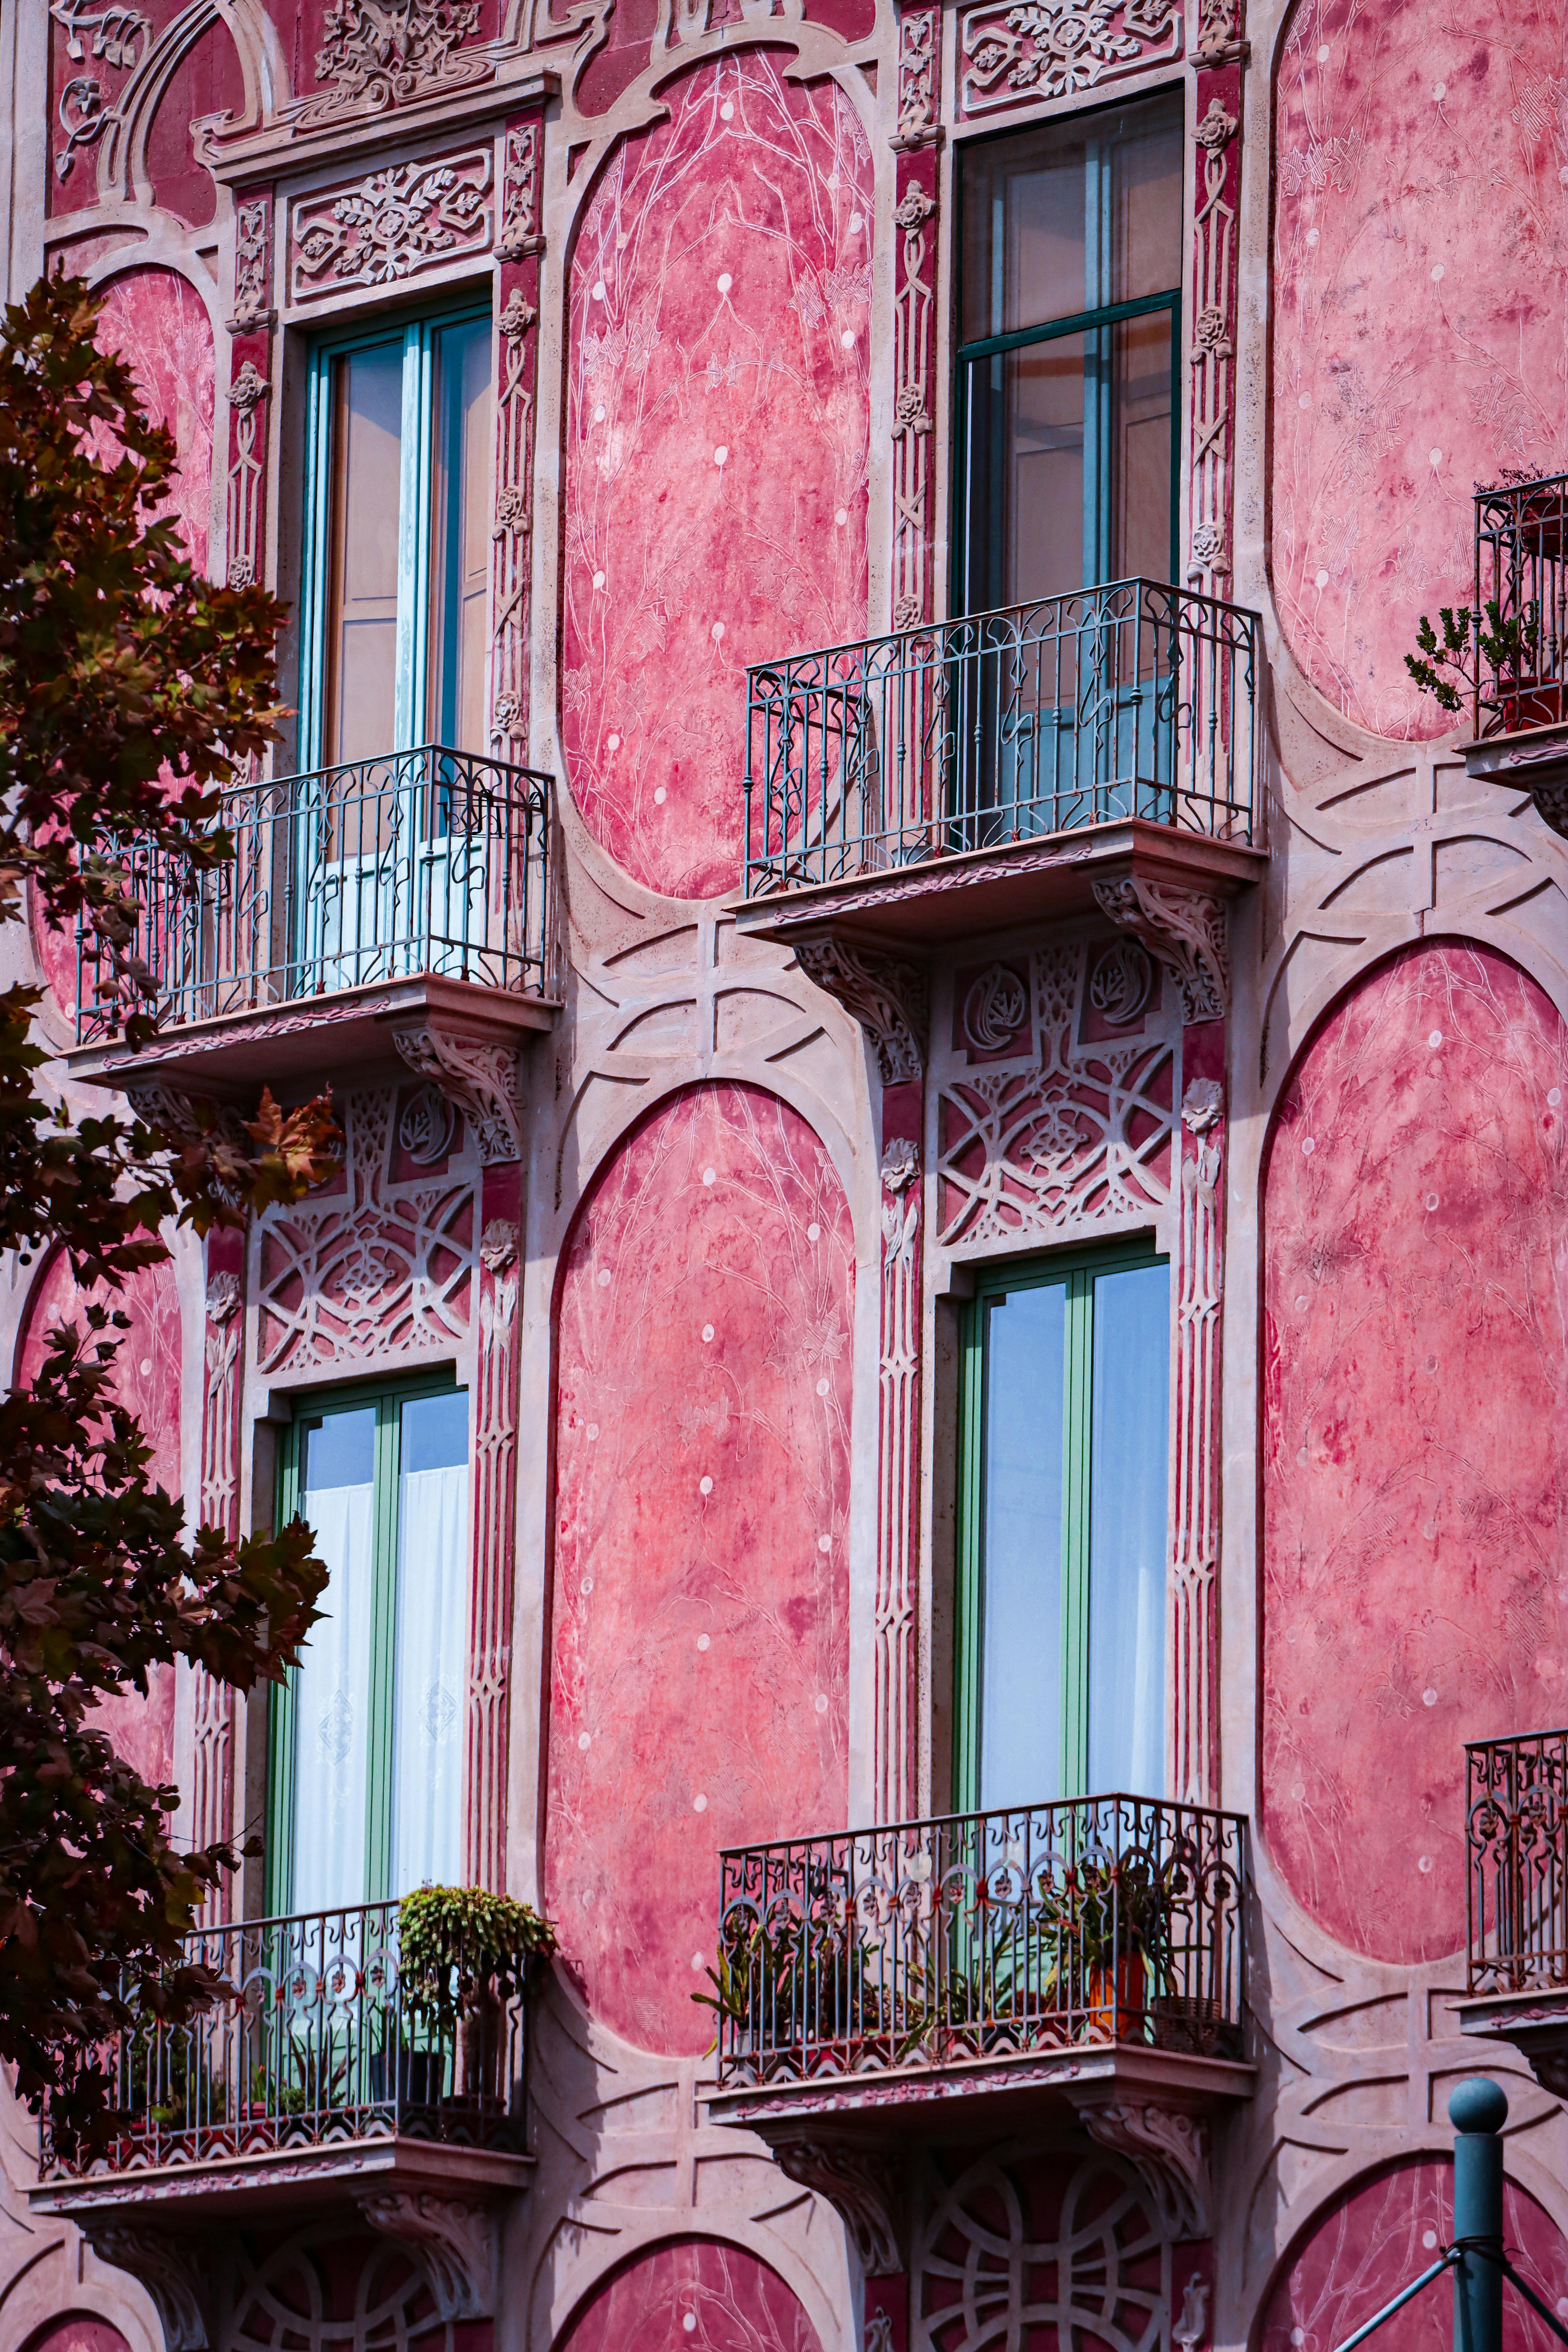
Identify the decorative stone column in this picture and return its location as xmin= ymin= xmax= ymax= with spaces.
xmin=467 ymin=1171 xmax=523 ymax=1892
xmin=491 ymin=111 xmax=546 ymax=764
xmin=889 ymin=2 xmax=942 ymax=633
xmin=225 ymin=189 xmax=274 ymax=596
xmin=194 ymin=1229 xmax=245 ymax=1924
xmin=1186 ymin=0 xmax=1246 ymax=590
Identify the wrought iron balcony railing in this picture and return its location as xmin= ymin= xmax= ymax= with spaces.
xmin=742 ymin=580 xmax=1259 ymax=899
xmin=1474 ymin=473 xmax=1568 ymax=737
xmin=74 ymin=745 xmax=553 ymax=1045
xmin=713 ymin=1793 xmax=1246 ymax=2092
xmin=41 ymin=1898 xmax=532 ymax=2180
xmin=1467 ymin=1730 xmax=1568 ymax=1995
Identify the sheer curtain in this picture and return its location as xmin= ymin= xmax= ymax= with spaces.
xmin=980 ymin=1282 xmax=1067 ymax=1810
xmin=290 ymin=1475 xmax=375 ymax=1915
xmin=391 ymin=1394 xmax=470 ymax=1896
xmin=1086 ymin=1262 xmax=1170 ymax=1796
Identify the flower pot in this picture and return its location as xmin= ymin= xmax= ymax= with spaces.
xmin=1082 ymin=1954 xmax=1146 ymax=2042
xmin=1150 ymin=1994 xmax=1225 ymax=2056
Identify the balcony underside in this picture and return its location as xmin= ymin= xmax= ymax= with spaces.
xmin=29 ymin=2129 xmax=534 ymax=2227
xmin=734 ymin=817 xmax=1265 ymax=954
xmin=708 ymin=2036 xmax=1254 ymax=2145
xmin=1457 ymin=1987 xmax=1568 ymax=2100
xmin=64 ymin=970 xmax=556 ymax=1102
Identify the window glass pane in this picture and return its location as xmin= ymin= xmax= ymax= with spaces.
xmin=1086 ymin=1263 xmax=1169 ymax=1795
xmin=979 ymin=1282 xmax=1065 ymax=1809
xmin=960 ymin=90 xmax=1182 ymax=341
xmin=429 ymin=319 xmax=493 ymax=752
xmin=292 ymin=1405 xmax=377 ymax=1911
xmin=391 ymin=1391 xmax=469 ymax=1895
xmin=325 ymin=343 xmax=403 ymax=766
xmin=964 ymin=336 xmax=1086 ymax=610
xmin=1111 ymin=311 xmax=1175 ymax=584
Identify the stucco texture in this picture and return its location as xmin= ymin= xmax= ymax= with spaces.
xmin=1259 ymin=2161 xmax=1568 ymax=2352
xmin=1271 ymin=0 xmax=1568 ymax=740
xmin=16 ymin=1250 xmax=184 ymax=1796
xmin=557 ymin=2239 xmax=823 ymax=2352
xmin=547 ymin=1082 xmax=853 ymax=2055
xmin=1261 ymin=942 xmax=1568 ymax=1963
xmin=562 ymin=51 xmax=873 ymax=901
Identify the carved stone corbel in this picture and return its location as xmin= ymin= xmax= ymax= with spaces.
xmin=1081 ymin=2103 xmax=1211 ymax=2241
xmin=390 ymin=1020 xmax=524 ymax=1166
xmin=793 ymin=938 xmax=928 ymax=1083
xmin=1092 ymin=879 xmax=1230 ymax=1022
xmin=87 ymin=2225 xmax=211 ymax=2350
xmin=771 ymin=2137 xmax=903 ymax=2274
xmin=358 ymin=2190 xmax=497 ymax=2320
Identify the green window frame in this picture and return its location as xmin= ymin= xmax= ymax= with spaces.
xmin=953 ymin=89 xmax=1184 ymax=616
xmin=298 ymin=302 xmax=491 ymax=769
xmin=954 ymin=1242 xmax=1170 ymax=1813
xmin=268 ymin=1368 xmax=463 ymax=1917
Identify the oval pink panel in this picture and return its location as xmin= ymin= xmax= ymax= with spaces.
xmin=17 ymin=1250 xmax=184 ymax=1795
xmin=548 ymin=1083 xmax=853 ymax=2055
xmin=1271 ymin=0 xmax=1568 ymax=741
xmin=1260 ymin=2160 xmax=1568 ymax=2352
xmin=562 ymin=53 xmax=873 ymax=901
xmin=558 ymin=2239 xmax=824 ymax=2352
xmin=1262 ymin=942 xmax=1568 ymax=1963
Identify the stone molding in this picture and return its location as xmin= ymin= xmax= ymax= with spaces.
xmin=1093 ymin=879 xmax=1230 ymax=1021
xmin=793 ymin=939 xmax=928 ymax=1083
xmin=391 ymin=1016 xmax=525 ymax=1165
xmin=771 ymin=2138 xmax=903 ymax=2275
xmin=358 ymin=2189 xmax=498 ymax=2319
xmin=1081 ymin=2102 xmax=1211 ymax=2242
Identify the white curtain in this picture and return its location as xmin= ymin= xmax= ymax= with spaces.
xmin=390 ymin=1465 xmax=469 ymax=1896
xmin=290 ymin=1481 xmax=375 ymax=1914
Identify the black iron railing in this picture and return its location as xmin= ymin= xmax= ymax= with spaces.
xmin=713 ymin=1794 xmax=1246 ymax=2091
xmin=1467 ymin=1730 xmax=1568 ymax=1994
xmin=73 ymin=745 xmax=553 ymax=1044
xmin=41 ymin=1899 xmax=532 ymax=2178
xmin=742 ymin=580 xmax=1260 ymax=898
xmin=1475 ymin=474 xmax=1568 ymax=737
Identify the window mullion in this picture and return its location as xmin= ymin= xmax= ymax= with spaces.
xmin=954 ymin=1295 xmax=987 ymax=1812
xmin=395 ymin=325 xmax=433 ymax=753
xmin=299 ymin=351 xmax=333 ymax=771
xmin=1061 ymin=1269 xmax=1094 ymax=1797
xmin=366 ymin=1391 xmax=401 ymax=1903
xmin=267 ymin=1419 xmax=305 ymax=1919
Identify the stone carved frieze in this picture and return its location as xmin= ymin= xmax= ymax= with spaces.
xmin=49 ymin=0 xmax=149 ymax=181
xmin=84 ymin=2225 xmax=209 ymax=2351
xmin=231 ymin=194 xmax=273 ymax=333
xmin=491 ymin=119 xmax=544 ymax=760
xmin=890 ymin=144 xmax=938 ymax=632
xmin=224 ymin=356 xmax=268 ymax=589
xmin=936 ymin=943 xmax=1175 ymax=1251
xmin=391 ymin=1018 xmax=524 ymax=1165
xmin=359 ymin=2190 xmax=497 ymax=2319
xmin=1187 ymin=87 xmax=1241 ymax=586
xmin=292 ymin=0 xmax=493 ymax=130
xmin=468 ymin=1209 xmax=520 ymax=1891
xmin=1172 ymin=1074 xmax=1223 ymax=1804
xmin=254 ymin=1088 xmax=475 ymax=1376
xmin=895 ymin=4 xmax=938 ymax=144
xmin=1082 ymin=2104 xmax=1212 ymax=2243
xmin=289 ymin=149 xmax=493 ymax=304
xmin=195 ymin=1257 xmax=244 ymax=1921
xmin=773 ymin=2138 xmax=902 ymax=2275
xmin=1093 ymin=878 xmax=1229 ymax=1021
xmin=956 ymin=0 xmax=1181 ymax=118
xmin=794 ymin=938 xmax=928 ymax=1083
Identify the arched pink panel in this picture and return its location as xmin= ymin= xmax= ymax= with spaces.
xmin=17 ymin=1250 xmax=185 ymax=1796
xmin=1261 ymin=943 xmax=1568 ymax=1963
xmin=33 ymin=266 xmax=217 ymax=1020
xmin=548 ymin=1083 xmax=853 ymax=2055
xmin=562 ymin=53 xmax=873 ymax=901
xmin=1271 ymin=0 xmax=1568 ymax=741
xmin=145 ymin=15 xmax=246 ymax=228
xmin=556 ymin=2239 xmax=825 ymax=2352
xmin=22 ymin=2319 xmax=133 ymax=2352
xmin=1259 ymin=2162 xmax=1568 ymax=2352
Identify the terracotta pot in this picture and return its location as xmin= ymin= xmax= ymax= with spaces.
xmin=1083 ymin=1953 xmax=1146 ymax=2041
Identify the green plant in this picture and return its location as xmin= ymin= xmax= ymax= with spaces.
xmin=397 ymin=1886 xmax=555 ymax=2036
xmin=1405 ymin=599 xmax=1543 ymax=717
xmin=1034 ymin=1852 xmax=1172 ymax=1979
xmin=695 ymin=1906 xmax=876 ymax=2048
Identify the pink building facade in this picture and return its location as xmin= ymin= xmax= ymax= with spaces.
xmin=2 ymin=0 xmax=1568 ymax=2345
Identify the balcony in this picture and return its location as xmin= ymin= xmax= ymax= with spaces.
xmin=736 ymin=581 xmax=1265 ymax=958
xmin=704 ymin=1795 xmax=1252 ymax=2255
xmin=65 ymin=745 xmax=556 ymax=1105
xmin=30 ymin=1898 xmax=535 ymax=2227
xmin=1457 ymin=1729 xmax=1568 ymax=2098
xmin=1458 ymin=473 xmax=1568 ymax=831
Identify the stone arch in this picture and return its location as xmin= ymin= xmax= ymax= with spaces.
xmin=553 ymin=2236 xmax=825 ymax=2352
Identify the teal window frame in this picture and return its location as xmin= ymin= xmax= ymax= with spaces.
xmin=297 ymin=301 xmax=490 ymax=769
xmin=954 ymin=1240 xmax=1169 ymax=1812
xmin=267 ymin=1366 xmax=461 ymax=1917
xmin=952 ymin=98 xmax=1183 ymax=615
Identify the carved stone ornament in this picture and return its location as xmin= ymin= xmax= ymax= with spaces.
xmin=962 ymin=961 xmax=1029 ymax=1052
xmin=292 ymin=0 xmax=492 ymax=129
xmin=231 ymin=195 xmax=272 ymax=332
xmin=1081 ymin=2103 xmax=1211 ymax=2242
xmin=771 ymin=2137 xmax=902 ymax=2274
xmin=399 ymin=1078 xmax=456 ymax=1164
xmin=85 ymin=2224 xmax=210 ymax=2350
xmin=358 ymin=2190 xmax=497 ymax=2320
xmin=1092 ymin=879 xmax=1229 ymax=1021
xmin=205 ymin=1269 xmax=242 ymax=1324
xmin=1182 ymin=1075 xmax=1224 ymax=1133
xmin=1088 ymin=936 xmax=1155 ymax=1026
xmin=1174 ymin=2275 xmax=1212 ymax=2352
xmin=290 ymin=150 xmax=492 ymax=303
xmin=391 ymin=1019 xmax=524 ymax=1165
xmin=958 ymin=0 xmax=1180 ymax=118
xmin=881 ymin=1135 xmax=919 ymax=1193
xmin=49 ymin=0 xmax=149 ymax=180
xmin=479 ymin=1215 xmax=518 ymax=1272
xmin=793 ymin=938 xmax=928 ymax=1083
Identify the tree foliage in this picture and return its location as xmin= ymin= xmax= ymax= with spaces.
xmin=0 ymin=273 xmax=338 ymax=2155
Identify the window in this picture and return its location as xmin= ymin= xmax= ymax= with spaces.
xmin=269 ymin=1380 xmax=470 ymax=1914
xmin=300 ymin=308 xmax=492 ymax=766
xmin=957 ymin=90 xmax=1184 ymax=614
xmin=955 ymin=1250 xmax=1170 ymax=1811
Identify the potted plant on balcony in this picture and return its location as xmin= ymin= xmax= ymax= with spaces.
xmin=695 ymin=1903 xmax=877 ymax=2080
xmin=1406 ymin=598 xmax=1554 ymax=735
xmin=1033 ymin=1851 xmax=1172 ymax=2043
xmin=397 ymin=1887 xmax=556 ymax=2108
